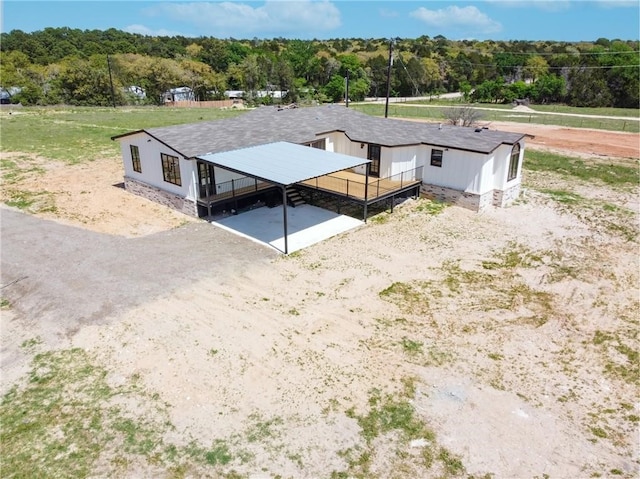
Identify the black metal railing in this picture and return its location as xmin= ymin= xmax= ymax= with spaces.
xmin=303 ymin=166 xmax=423 ymax=201
xmin=215 ymin=176 xmax=260 ymax=196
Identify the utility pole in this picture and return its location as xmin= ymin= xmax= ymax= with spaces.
xmin=107 ymin=54 xmax=116 ymax=108
xmin=384 ymin=39 xmax=393 ymax=118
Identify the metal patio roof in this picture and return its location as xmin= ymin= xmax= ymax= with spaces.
xmin=197 ymin=141 xmax=370 ymax=186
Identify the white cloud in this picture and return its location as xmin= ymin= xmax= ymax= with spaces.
xmin=379 ymin=8 xmax=399 ymax=18
xmin=594 ymin=0 xmax=639 ymax=8
xmin=123 ymin=24 xmax=192 ymax=38
xmin=144 ymin=1 xmax=341 ymax=37
xmin=410 ymin=5 xmax=502 ymax=34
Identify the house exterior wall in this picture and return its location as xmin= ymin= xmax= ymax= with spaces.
xmin=490 ymin=142 xmax=523 ymax=207
xmin=325 ymin=132 xmax=369 ymax=174
xmin=422 ymin=146 xmax=490 ymax=194
xmin=124 ymin=177 xmax=198 ymax=217
xmin=213 ymin=166 xmax=248 ymax=184
xmin=420 ymin=183 xmax=494 ymax=211
xmin=388 ymin=146 xmax=419 ymax=177
xmin=119 ymin=133 xmax=198 ymax=204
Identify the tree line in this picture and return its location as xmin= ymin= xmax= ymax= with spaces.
xmin=1 ymin=27 xmax=638 ymax=108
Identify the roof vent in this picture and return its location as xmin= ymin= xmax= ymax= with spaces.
xmin=438 ymin=123 xmax=442 ymax=130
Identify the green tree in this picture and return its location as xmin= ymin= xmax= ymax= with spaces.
xmin=523 ymin=55 xmax=549 ymax=83
xmin=58 ymin=55 xmax=124 ymax=106
xmin=323 ymin=74 xmax=346 ymax=102
xmin=530 ymin=74 xmax=565 ymax=103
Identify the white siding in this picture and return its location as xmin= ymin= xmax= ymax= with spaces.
xmin=492 ymin=143 xmax=523 ymax=190
xmin=388 ymin=146 xmax=418 ymax=177
xmin=118 ymin=134 xmax=197 ymax=200
xmin=422 ymin=146 xmax=492 ymax=194
xmin=213 ymin=166 xmax=247 ymax=184
xmin=325 ymin=132 xmax=369 ymax=174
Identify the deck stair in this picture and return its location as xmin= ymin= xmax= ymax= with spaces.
xmin=286 ymin=187 xmax=305 ymax=207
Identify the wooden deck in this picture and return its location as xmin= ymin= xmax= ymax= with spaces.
xmin=198 ymin=170 xmax=421 ymax=206
xmin=301 ymin=170 xmax=421 ymax=201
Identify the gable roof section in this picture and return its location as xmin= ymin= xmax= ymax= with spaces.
xmin=112 ymin=105 xmax=526 ymax=157
xmin=198 ymin=141 xmax=370 ymax=186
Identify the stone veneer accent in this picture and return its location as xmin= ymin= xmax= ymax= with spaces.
xmin=420 ymin=184 xmax=493 ymax=211
xmin=124 ymin=177 xmax=198 ymax=217
xmin=493 ymin=182 xmax=521 ymax=208
xmin=421 ymin=182 xmax=521 ymax=212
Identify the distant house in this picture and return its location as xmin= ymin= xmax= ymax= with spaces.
xmin=224 ymin=90 xmax=244 ymax=100
xmin=112 ymin=105 xmax=525 ymax=220
xmin=256 ymin=90 xmax=288 ymax=100
xmin=125 ymin=85 xmax=146 ymax=100
xmin=163 ymin=86 xmax=195 ymax=103
xmin=224 ymin=90 xmax=287 ymax=101
xmin=0 ymin=87 xmax=21 ymax=104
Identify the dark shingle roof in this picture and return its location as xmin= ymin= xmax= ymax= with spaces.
xmin=115 ymin=105 xmax=525 ymax=158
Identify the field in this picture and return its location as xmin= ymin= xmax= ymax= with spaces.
xmin=1 ymin=105 xmax=639 ymax=479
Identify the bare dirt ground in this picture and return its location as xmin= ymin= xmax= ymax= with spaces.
xmin=1 ymin=122 xmax=639 ymax=478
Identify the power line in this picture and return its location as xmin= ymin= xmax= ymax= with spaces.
xmin=446 ymin=61 xmax=639 ymax=70
xmin=485 ymin=50 xmax=640 ymax=56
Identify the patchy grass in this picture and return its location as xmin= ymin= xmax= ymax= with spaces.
xmin=525 ymin=150 xmax=639 ymax=187
xmin=540 ymin=189 xmax=584 ymax=205
xmin=1 ymin=349 xmax=116 ymax=478
xmin=338 ymin=385 xmax=466 ymax=478
xmin=400 ymin=338 xmax=423 ymax=356
xmin=379 ymin=281 xmax=431 ymax=315
xmin=4 ymin=190 xmax=57 ymax=213
xmin=0 ymin=347 xmax=259 ymax=478
xmin=481 ymin=242 xmax=544 ymax=270
xmin=414 ymin=198 xmax=448 ymax=215
xmin=1 ymin=156 xmax=46 ymax=187
xmin=592 ymin=329 xmax=639 ymax=385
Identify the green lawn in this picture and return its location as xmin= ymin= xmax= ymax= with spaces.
xmin=0 ymin=106 xmax=244 ymax=163
xmin=1 ymin=103 xmax=637 ymax=165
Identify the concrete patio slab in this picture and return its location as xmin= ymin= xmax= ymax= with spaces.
xmin=211 ymin=204 xmax=363 ymax=254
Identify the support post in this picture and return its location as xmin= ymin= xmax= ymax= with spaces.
xmin=282 ymin=186 xmax=289 ymax=254
xmin=205 ymin=167 xmax=212 ymax=218
xmin=363 ymin=162 xmax=370 ymax=222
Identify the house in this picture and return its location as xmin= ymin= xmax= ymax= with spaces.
xmin=112 ymin=105 xmax=525 ymax=222
xmin=163 ymin=86 xmax=195 ymax=103
xmin=124 ymin=85 xmax=146 ymax=100
xmin=0 ymin=87 xmax=21 ymax=104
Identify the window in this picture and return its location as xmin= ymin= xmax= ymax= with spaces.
xmin=161 ymin=153 xmax=182 ymax=186
xmin=508 ymin=143 xmax=521 ymax=181
xmin=130 ymin=145 xmax=141 ymax=173
xmin=308 ymin=139 xmax=325 ymax=150
xmin=430 ymin=149 xmax=443 ymax=167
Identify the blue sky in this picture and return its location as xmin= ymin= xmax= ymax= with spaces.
xmin=2 ymin=1 xmax=639 ymax=41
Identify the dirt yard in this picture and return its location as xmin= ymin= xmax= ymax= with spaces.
xmin=1 ymin=122 xmax=638 ymax=478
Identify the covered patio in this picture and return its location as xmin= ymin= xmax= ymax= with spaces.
xmin=197 ymin=141 xmax=372 ymax=254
